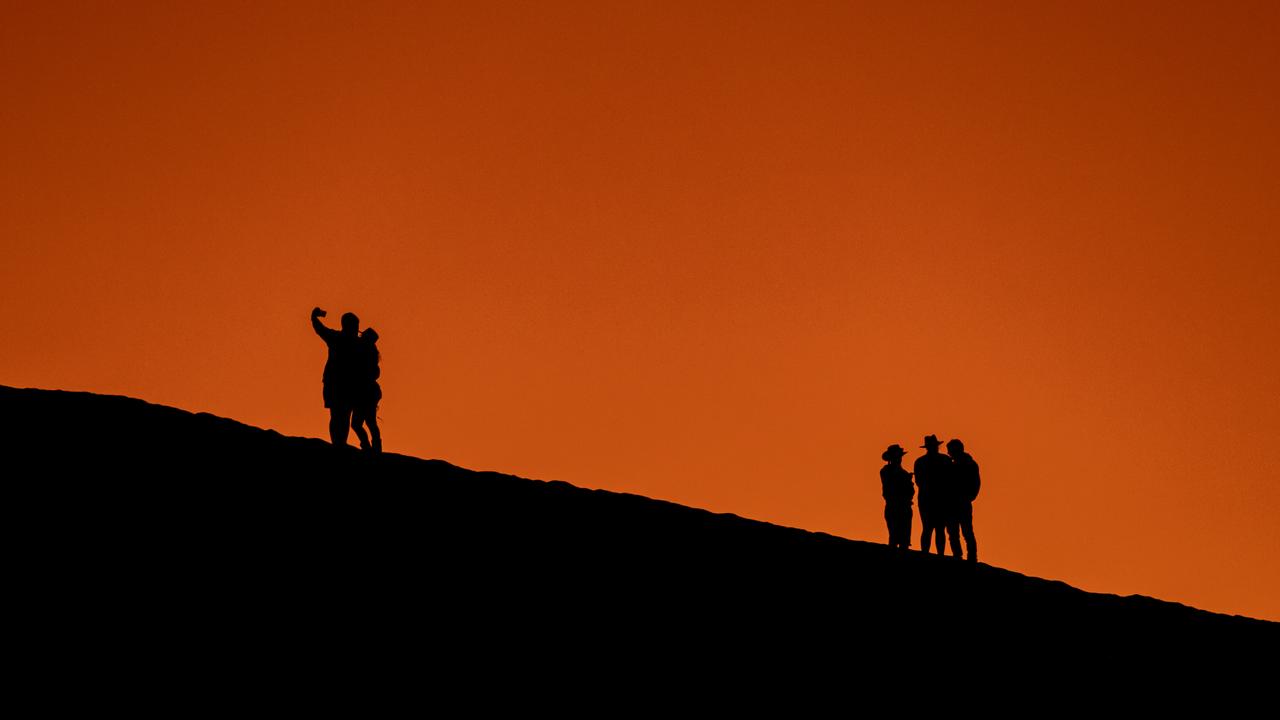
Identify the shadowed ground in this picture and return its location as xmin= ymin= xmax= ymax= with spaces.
xmin=4 ymin=385 xmax=1274 ymax=693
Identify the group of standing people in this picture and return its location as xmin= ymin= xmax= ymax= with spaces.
xmin=310 ymin=305 xmax=980 ymax=562
xmin=311 ymin=306 xmax=382 ymax=452
xmin=880 ymin=435 xmax=980 ymax=562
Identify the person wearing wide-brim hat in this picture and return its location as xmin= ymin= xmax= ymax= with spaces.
xmin=914 ymin=434 xmax=952 ymax=555
xmin=879 ymin=444 xmax=915 ymax=550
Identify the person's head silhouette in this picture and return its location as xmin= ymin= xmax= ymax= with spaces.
xmin=882 ymin=444 xmax=907 ymax=464
xmin=946 ymin=438 xmax=964 ymax=455
xmin=341 ymin=312 xmax=360 ymax=336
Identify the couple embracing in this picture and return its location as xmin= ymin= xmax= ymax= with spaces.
xmin=311 ymin=306 xmax=382 ymax=452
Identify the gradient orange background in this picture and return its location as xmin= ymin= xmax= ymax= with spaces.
xmin=4 ymin=1 xmax=1278 ymax=620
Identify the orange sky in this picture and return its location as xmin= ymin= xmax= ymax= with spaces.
xmin=3 ymin=1 xmax=1278 ymax=621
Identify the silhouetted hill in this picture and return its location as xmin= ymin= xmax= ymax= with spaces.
xmin=4 ymin=385 xmax=1274 ymax=689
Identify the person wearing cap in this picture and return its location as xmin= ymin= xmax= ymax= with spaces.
xmin=945 ymin=438 xmax=981 ymax=563
xmin=913 ymin=434 xmax=951 ymax=555
xmin=879 ymin=444 xmax=915 ymax=550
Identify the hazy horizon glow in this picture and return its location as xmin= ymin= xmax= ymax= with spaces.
xmin=3 ymin=1 xmax=1278 ymax=620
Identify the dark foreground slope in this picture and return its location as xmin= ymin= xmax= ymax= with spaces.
xmin=4 ymin=385 xmax=1274 ymax=687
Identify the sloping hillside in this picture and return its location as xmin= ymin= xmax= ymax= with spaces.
xmin=4 ymin=385 xmax=1273 ymax=682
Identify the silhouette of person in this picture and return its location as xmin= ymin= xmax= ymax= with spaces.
xmin=913 ymin=434 xmax=950 ymax=554
xmin=311 ymin=307 xmax=361 ymax=446
xmin=350 ymin=327 xmax=382 ymax=453
xmin=879 ymin=444 xmax=915 ymax=550
xmin=945 ymin=438 xmax=981 ymax=563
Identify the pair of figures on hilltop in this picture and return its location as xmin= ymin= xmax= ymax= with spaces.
xmin=311 ymin=307 xmax=382 ymax=452
xmin=880 ymin=435 xmax=980 ymax=562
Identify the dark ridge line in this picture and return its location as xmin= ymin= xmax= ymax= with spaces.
xmin=2 ymin=383 xmax=1274 ymax=629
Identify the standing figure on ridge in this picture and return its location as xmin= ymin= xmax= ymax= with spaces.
xmin=311 ymin=306 xmax=361 ymax=446
xmin=946 ymin=438 xmax=981 ymax=563
xmin=350 ymin=327 xmax=383 ymax=453
xmin=879 ymin=444 xmax=915 ymax=550
xmin=913 ymin=434 xmax=951 ymax=554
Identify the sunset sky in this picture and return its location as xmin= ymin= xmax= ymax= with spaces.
xmin=3 ymin=1 xmax=1277 ymax=621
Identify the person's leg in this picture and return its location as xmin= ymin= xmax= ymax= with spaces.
xmin=885 ymin=506 xmax=894 ymax=546
xmin=919 ymin=509 xmax=931 ymax=552
xmin=367 ymin=411 xmax=381 ymax=453
xmin=960 ymin=504 xmax=977 ymax=562
xmin=351 ymin=406 xmax=371 ymax=450
xmin=931 ymin=512 xmax=944 ymax=553
xmin=892 ymin=509 xmax=906 ymax=549
xmin=328 ymin=407 xmax=351 ymax=446
xmin=946 ymin=519 xmax=963 ymax=557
